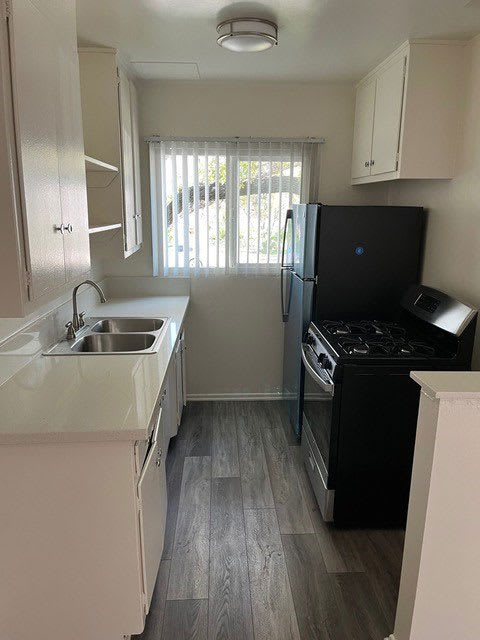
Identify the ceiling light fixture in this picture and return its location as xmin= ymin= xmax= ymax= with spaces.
xmin=216 ymin=17 xmax=278 ymax=53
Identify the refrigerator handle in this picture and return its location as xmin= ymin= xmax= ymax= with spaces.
xmin=281 ymin=209 xmax=293 ymax=269
xmin=281 ymin=267 xmax=288 ymax=322
xmin=280 ymin=209 xmax=293 ymax=323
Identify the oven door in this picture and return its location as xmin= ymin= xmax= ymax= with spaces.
xmin=301 ymin=343 xmax=336 ymax=521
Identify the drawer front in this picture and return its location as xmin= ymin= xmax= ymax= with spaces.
xmin=301 ymin=423 xmax=334 ymax=522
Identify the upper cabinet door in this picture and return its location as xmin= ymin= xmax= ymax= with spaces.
xmin=129 ymin=81 xmax=143 ymax=247
xmin=351 ymin=79 xmax=376 ymax=179
xmin=117 ymin=67 xmax=137 ymax=255
xmin=370 ymin=56 xmax=406 ymax=176
xmin=57 ymin=47 xmax=90 ymax=282
xmin=9 ymin=0 xmax=66 ymax=299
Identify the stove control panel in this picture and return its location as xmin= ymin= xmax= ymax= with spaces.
xmin=304 ymin=324 xmax=337 ymax=377
xmin=414 ymin=293 xmax=441 ymax=314
xmin=402 ymin=284 xmax=477 ymax=337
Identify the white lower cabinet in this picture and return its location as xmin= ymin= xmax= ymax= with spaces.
xmin=0 ymin=334 xmax=187 ymax=639
xmin=0 ymin=387 xmax=172 ymax=639
xmin=164 ymin=360 xmax=178 ymax=445
xmin=137 ymin=404 xmax=167 ymax=610
xmin=176 ymin=331 xmax=187 ymax=426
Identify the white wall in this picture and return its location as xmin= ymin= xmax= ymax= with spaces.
xmin=104 ymin=80 xmax=388 ymax=396
xmin=388 ymin=35 xmax=480 ymax=368
xmin=0 ymin=256 xmax=104 ymax=346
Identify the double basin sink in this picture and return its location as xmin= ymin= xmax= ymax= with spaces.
xmin=45 ymin=317 xmax=168 ymax=355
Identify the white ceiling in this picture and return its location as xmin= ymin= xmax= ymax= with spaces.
xmin=76 ymin=0 xmax=480 ymax=82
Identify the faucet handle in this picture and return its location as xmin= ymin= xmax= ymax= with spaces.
xmin=65 ymin=322 xmax=76 ymax=341
xmin=79 ymin=312 xmax=86 ymax=328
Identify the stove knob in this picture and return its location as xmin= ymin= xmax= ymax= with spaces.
xmin=305 ymin=333 xmax=315 ymax=346
xmin=317 ymin=353 xmax=327 ymax=366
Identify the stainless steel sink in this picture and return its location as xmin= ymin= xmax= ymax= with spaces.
xmin=90 ymin=318 xmax=164 ymax=333
xmin=44 ymin=316 xmax=169 ymax=356
xmin=70 ymin=333 xmax=156 ymax=353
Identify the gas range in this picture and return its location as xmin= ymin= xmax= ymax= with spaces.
xmin=300 ymin=285 xmax=477 ymax=527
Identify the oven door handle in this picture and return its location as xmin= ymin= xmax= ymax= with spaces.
xmin=301 ymin=344 xmax=335 ymax=397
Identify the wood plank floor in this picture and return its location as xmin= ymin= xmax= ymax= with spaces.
xmin=134 ymin=401 xmax=404 ymax=640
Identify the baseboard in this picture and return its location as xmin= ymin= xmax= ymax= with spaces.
xmin=187 ymin=392 xmax=284 ymax=401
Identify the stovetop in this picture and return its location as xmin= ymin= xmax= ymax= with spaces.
xmin=316 ymin=319 xmax=456 ymax=361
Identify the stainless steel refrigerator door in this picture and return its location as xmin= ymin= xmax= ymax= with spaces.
xmin=293 ymin=204 xmax=318 ymax=280
xmin=282 ymin=272 xmax=314 ymax=438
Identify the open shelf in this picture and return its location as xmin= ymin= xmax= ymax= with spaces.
xmin=85 ymin=155 xmax=118 ymax=172
xmin=88 ymin=223 xmax=122 ymax=235
xmin=85 ymin=155 xmax=119 ymax=188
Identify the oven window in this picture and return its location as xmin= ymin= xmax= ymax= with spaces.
xmin=303 ymin=368 xmax=333 ymax=469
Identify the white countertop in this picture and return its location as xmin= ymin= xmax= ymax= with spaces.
xmin=0 ymin=296 xmax=189 ymax=444
xmin=411 ymin=371 xmax=480 ymax=400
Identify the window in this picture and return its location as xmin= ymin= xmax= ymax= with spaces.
xmin=149 ymin=138 xmax=321 ymax=276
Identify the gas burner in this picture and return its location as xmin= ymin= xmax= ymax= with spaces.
xmin=336 ymin=334 xmax=438 ymax=358
xmin=351 ymin=344 xmax=370 ymax=355
xmin=408 ymin=341 xmax=436 ymax=357
xmin=392 ymin=344 xmax=415 ymax=356
xmin=338 ymin=337 xmax=370 ymax=355
xmin=324 ymin=321 xmax=376 ymax=336
xmin=378 ymin=323 xmax=407 ymax=339
xmin=323 ymin=321 xmax=351 ymax=336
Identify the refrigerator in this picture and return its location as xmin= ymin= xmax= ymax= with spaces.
xmin=281 ymin=203 xmax=424 ymax=438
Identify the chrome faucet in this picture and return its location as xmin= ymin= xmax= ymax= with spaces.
xmin=71 ymin=280 xmax=107 ymax=331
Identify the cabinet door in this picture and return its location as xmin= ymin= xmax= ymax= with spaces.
xmin=57 ymin=45 xmax=90 ymax=281
xmin=165 ymin=361 xmax=178 ymax=442
xmin=175 ymin=333 xmax=186 ymax=426
xmin=118 ymin=67 xmax=137 ymax=255
xmin=370 ymin=56 xmax=406 ymax=176
xmin=137 ymin=411 xmax=167 ymax=611
xmin=351 ymin=79 xmax=376 ymax=179
xmin=130 ymin=81 xmax=143 ymax=247
xmin=9 ymin=0 xmax=65 ymax=298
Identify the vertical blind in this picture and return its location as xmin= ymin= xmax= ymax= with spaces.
xmin=149 ymin=138 xmax=322 ymax=276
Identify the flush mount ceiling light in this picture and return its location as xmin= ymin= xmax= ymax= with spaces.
xmin=216 ymin=17 xmax=278 ymax=52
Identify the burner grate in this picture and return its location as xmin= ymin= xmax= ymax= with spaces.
xmin=323 ymin=320 xmax=407 ymax=339
xmin=336 ymin=335 xmax=437 ymax=358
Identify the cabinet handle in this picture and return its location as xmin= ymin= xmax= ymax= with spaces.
xmin=54 ymin=223 xmax=73 ymax=234
xmin=370 ymin=159 xmax=375 ymax=167
xmin=364 ymin=161 xmax=370 ymax=168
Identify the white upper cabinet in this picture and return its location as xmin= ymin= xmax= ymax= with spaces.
xmin=0 ymin=0 xmax=90 ymax=314
xmin=370 ymin=56 xmax=406 ymax=176
xmin=118 ymin=67 xmax=138 ymax=256
xmin=351 ymin=79 xmax=376 ymax=179
xmin=78 ymin=49 xmax=143 ymax=258
xmin=351 ymin=40 xmax=466 ymax=184
xmin=130 ymin=82 xmax=143 ymax=247
xmin=57 ymin=44 xmax=91 ymax=284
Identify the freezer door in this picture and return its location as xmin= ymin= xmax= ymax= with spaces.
xmin=314 ymin=205 xmax=423 ymax=320
xmin=293 ymin=204 xmax=319 ymax=280
xmin=282 ymin=272 xmax=314 ymax=438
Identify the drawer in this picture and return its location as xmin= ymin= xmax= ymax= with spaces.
xmin=301 ymin=425 xmax=334 ymax=522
